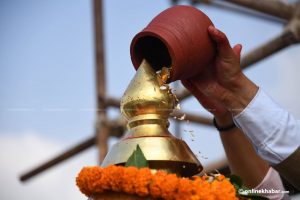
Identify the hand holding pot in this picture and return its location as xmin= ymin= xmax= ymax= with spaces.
xmin=182 ymin=26 xmax=258 ymax=117
xmin=130 ymin=5 xmax=216 ymax=82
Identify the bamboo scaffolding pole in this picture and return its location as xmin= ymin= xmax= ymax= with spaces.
xmin=223 ymin=0 xmax=294 ymax=20
xmin=93 ymin=0 xmax=109 ymax=163
xmin=19 ymin=136 xmax=96 ymax=182
xmin=19 ymin=118 xmax=125 ymax=182
xmin=241 ymin=29 xmax=299 ymax=68
xmin=191 ymin=0 xmax=286 ymax=23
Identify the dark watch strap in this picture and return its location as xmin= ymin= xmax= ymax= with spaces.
xmin=213 ymin=118 xmax=237 ymax=132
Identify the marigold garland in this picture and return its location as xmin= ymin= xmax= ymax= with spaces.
xmin=76 ymin=165 xmax=238 ymax=200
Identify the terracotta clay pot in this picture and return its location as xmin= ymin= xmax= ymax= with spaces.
xmin=130 ymin=5 xmax=216 ymax=82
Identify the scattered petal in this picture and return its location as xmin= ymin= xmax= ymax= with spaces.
xmin=178 ymin=114 xmax=186 ymax=120
xmin=175 ymin=103 xmax=181 ymax=110
xmin=160 ymin=85 xmax=168 ymax=90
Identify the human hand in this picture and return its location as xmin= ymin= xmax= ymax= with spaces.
xmin=182 ymin=26 xmax=258 ymax=116
xmin=182 ymin=79 xmax=233 ymax=126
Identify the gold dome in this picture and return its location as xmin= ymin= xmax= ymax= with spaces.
xmin=121 ymin=59 xmax=175 ymax=123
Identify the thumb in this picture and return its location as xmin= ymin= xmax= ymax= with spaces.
xmin=208 ymin=26 xmax=233 ymax=61
xmin=232 ymin=44 xmax=242 ymax=62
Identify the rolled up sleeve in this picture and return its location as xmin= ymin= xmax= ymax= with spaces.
xmin=233 ymin=88 xmax=300 ymax=165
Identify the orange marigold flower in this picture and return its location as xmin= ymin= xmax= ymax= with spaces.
xmin=149 ymin=170 xmax=168 ymax=198
xmin=159 ymin=173 xmax=180 ymax=200
xmin=201 ymin=175 xmax=209 ymax=181
xmin=102 ymin=165 xmax=124 ymax=192
xmin=211 ymin=178 xmax=238 ymax=200
xmin=76 ymin=166 xmax=239 ymax=200
xmin=76 ymin=166 xmax=103 ymax=196
xmin=121 ymin=166 xmax=139 ymax=194
xmin=215 ymin=174 xmax=225 ymax=181
xmin=98 ymin=165 xmax=113 ymax=191
xmin=134 ymin=168 xmax=153 ymax=197
xmin=193 ymin=177 xmax=215 ymax=200
xmin=175 ymin=178 xmax=195 ymax=200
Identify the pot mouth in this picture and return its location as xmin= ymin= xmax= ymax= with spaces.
xmin=132 ymin=35 xmax=172 ymax=71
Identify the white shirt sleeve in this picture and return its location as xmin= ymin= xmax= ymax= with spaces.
xmin=233 ymin=88 xmax=300 ymax=165
xmin=254 ymin=167 xmax=288 ymax=200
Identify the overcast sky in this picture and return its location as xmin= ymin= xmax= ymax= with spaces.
xmin=1 ymin=0 xmax=300 ymax=199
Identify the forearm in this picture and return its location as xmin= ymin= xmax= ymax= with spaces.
xmin=217 ymin=75 xmax=300 ymax=190
xmin=231 ymin=87 xmax=300 ymax=165
xmin=216 ymin=115 xmax=269 ymax=188
xmin=217 ymin=115 xmax=290 ymax=199
xmin=220 ymin=131 xmax=269 ymax=188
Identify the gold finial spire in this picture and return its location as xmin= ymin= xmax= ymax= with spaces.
xmin=102 ymin=59 xmax=202 ymax=177
xmin=121 ymin=59 xmax=175 ymax=123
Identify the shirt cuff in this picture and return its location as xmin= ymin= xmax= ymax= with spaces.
xmin=233 ymin=88 xmax=300 ymax=165
xmin=254 ymin=167 xmax=288 ymax=200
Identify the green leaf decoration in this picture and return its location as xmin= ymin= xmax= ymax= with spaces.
xmin=125 ymin=145 xmax=149 ymax=168
xmin=226 ymin=174 xmax=243 ymax=190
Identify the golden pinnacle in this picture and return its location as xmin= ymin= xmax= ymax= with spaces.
xmin=101 ymin=59 xmax=202 ymax=177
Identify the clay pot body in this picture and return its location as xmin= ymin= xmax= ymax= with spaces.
xmin=130 ymin=5 xmax=216 ymax=82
